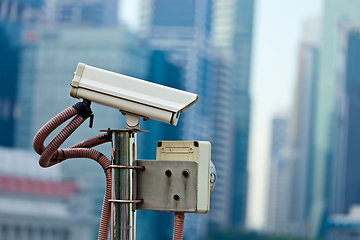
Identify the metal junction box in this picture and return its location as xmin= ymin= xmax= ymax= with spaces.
xmin=156 ymin=141 xmax=211 ymax=213
xmin=133 ymin=141 xmax=211 ymax=213
xmin=134 ymin=160 xmax=198 ymax=212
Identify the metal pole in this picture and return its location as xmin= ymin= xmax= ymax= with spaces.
xmin=111 ymin=130 xmax=136 ymax=240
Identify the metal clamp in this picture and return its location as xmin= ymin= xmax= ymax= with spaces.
xmin=109 ymin=165 xmax=145 ymax=170
xmin=109 ymin=199 xmax=144 ymax=204
xmin=109 ymin=165 xmax=145 ymax=204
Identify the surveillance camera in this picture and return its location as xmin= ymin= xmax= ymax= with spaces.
xmin=70 ymin=63 xmax=198 ymax=126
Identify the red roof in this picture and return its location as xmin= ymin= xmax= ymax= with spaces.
xmin=0 ymin=175 xmax=78 ymax=199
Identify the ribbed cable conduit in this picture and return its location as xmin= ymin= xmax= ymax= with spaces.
xmin=33 ymin=105 xmax=112 ymax=240
xmin=173 ymin=212 xmax=185 ymax=240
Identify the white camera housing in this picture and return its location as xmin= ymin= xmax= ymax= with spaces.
xmin=70 ymin=63 xmax=198 ymax=126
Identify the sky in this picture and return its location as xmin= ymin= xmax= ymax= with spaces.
xmin=119 ymin=0 xmax=141 ymax=31
xmin=119 ymin=0 xmax=323 ymax=231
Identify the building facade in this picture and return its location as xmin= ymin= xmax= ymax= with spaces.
xmin=265 ymin=19 xmax=320 ymax=237
xmin=330 ymin=23 xmax=360 ymax=224
xmin=38 ymin=0 xmax=118 ymax=26
xmin=310 ymin=1 xmax=360 ymax=237
xmin=139 ymin=0 xmax=255 ymax=236
xmin=0 ymin=147 xmax=94 ymax=240
xmin=207 ymin=49 xmax=235 ymax=227
xmin=286 ymin=19 xmax=320 ymax=237
xmin=266 ymin=115 xmax=290 ymax=233
xmin=0 ymin=0 xmax=42 ymax=147
xmin=211 ymin=0 xmax=255 ymax=227
xmin=139 ymin=1 xmax=214 ymax=239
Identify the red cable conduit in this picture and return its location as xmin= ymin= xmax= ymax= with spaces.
xmin=33 ymin=104 xmax=112 ymax=240
xmin=33 ymin=103 xmax=187 ymax=240
xmin=173 ymin=212 xmax=185 ymax=240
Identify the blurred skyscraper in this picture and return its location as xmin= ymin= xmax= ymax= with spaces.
xmin=208 ymin=49 xmax=235 ymax=227
xmin=265 ymin=18 xmax=320 ymax=238
xmin=0 ymin=0 xmax=42 ymax=147
xmin=286 ymin=19 xmax=320 ymax=237
xmin=139 ymin=1 xmax=255 ymax=237
xmin=139 ymin=0 xmax=213 ymax=138
xmin=328 ymin=23 xmax=360 ymax=238
xmin=266 ymin=114 xmax=291 ymax=233
xmin=310 ymin=1 xmax=360 ymax=237
xmin=211 ymin=0 xmax=255 ymax=228
xmin=139 ymin=1 xmax=214 ymax=239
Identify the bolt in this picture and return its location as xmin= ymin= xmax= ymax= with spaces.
xmin=182 ymin=170 xmax=189 ymax=178
xmin=173 ymin=194 xmax=180 ymax=201
xmin=165 ymin=169 xmax=172 ymax=177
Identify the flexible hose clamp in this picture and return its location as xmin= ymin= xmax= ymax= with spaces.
xmin=73 ymin=99 xmax=94 ymax=128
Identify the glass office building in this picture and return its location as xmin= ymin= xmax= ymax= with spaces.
xmin=329 ymin=26 xmax=360 ymax=240
xmin=311 ymin=0 xmax=360 ymax=237
xmin=139 ymin=1 xmax=214 ymax=239
xmin=211 ymin=0 xmax=255 ymax=227
xmin=285 ymin=19 xmax=320 ymax=237
xmin=139 ymin=0 xmax=255 ymax=235
xmin=0 ymin=0 xmax=42 ymax=147
xmin=266 ymin=115 xmax=291 ymax=234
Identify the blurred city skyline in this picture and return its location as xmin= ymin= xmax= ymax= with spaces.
xmin=7 ymin=0 xmax=360 ymax=240
xmin=247 ymin=0 xmax=322 ymax=231
xmin=119 ymin=0 xmax=323 ymax=230
xmin=1 ymin=0 xmax=254 ymax=239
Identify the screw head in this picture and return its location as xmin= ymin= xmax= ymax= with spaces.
xmin=182 ymin=170 xmax=189 ymax=178
xmin=165 ymin=169 xmax=172 ymax=177
xmin=173 ymin=194 xmax=180 ymax=201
